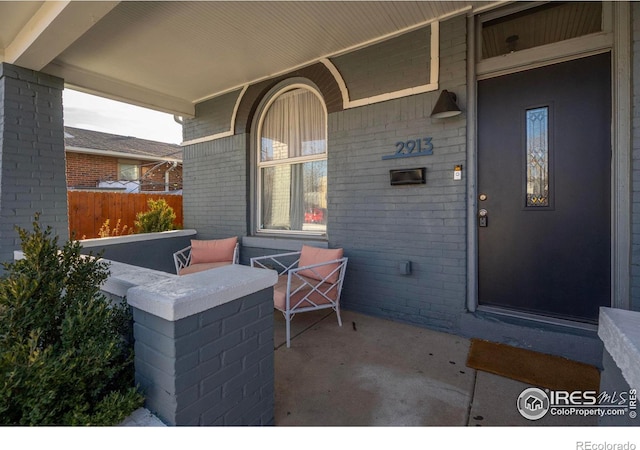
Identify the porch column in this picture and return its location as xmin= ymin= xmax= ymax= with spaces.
xmin=0 ymin=63 xmax=68 ymax=265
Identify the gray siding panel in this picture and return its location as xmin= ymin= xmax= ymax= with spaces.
xmin=183 ymin=89 xmax=242 ymax=142
xmin=331 ymin=27 xmax=431 ymax=101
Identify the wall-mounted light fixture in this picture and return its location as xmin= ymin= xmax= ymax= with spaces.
xmin=431 ymin=90 xmax=462 ymax=119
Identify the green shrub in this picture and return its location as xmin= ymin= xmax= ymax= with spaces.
xmin=134 ymin=198 xmax=176 ymax=233
xmin=0 ymin=214 xmax=144 ymax=425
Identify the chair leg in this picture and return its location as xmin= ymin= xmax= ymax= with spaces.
xmin=335 ymin=305 xmax=343 ymax=327
xmin=285 ymin=311 xmax=291 ymax=348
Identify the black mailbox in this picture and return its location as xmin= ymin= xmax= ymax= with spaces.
xmin=389 ymin=168 xmax=426 ymax=185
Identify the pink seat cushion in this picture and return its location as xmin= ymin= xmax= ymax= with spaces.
xmin=273 ymin=274 xmax=339 ymax=311
xmin=190 ymin=237 xmax=237 ymax=264
xmin=297 ymin=245 xmax=343 ymax=283
xmin=179 ymin=261 xmax=232 ymax=275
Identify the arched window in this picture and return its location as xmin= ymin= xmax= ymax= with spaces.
xmin=257 ymin=85 xmax=327 ymax=235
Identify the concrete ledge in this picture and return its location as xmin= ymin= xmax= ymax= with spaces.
xmin=80 ymin=230 xmax=197 ymax=273
xmin=598 ymin=307 xmax=640 ymax=389
xmin=127 ymin=264 xmax=278 ymax=321
xmin=80 ymin=229 xmax=196 ymax=248
xmin=103 ymin=260 xmax=177 ymax=298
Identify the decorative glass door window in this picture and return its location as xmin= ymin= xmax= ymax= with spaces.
xmin=526 ymin=107 xmax=549 ymax=207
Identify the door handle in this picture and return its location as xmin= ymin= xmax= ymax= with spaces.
xmin=479 ymin=209 xmax=488 ymax=227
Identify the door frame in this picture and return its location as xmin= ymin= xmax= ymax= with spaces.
xmin=466 ymin=2 xmax=631 ymax=321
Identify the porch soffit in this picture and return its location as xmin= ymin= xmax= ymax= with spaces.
xmin=0 ymin=1 xmax=496 ymax=117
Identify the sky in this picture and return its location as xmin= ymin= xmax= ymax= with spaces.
xmin=63 ymin=89 xmax=183 ymax=144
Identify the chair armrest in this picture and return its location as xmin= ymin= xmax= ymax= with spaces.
xmin=250 ymin=251 xmax=301 ymax=275
xmin=173 ymin=245 xmax=192 ymax=274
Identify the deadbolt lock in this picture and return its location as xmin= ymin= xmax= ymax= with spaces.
xmin=479 ymin=194 xmax=487 ymax=201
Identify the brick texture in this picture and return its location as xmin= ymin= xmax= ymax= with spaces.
xmin=328 ymin=17 xmax=467 ymax=331
xmin=66 ymin=152 xmax=183 ymax=191
xmin=132 ymin=288 xmax=274 ymax=426
xmin=66 ymin=152 xmax=118 ymax=188
xmin=0 ymin=63 xmax=68 ymax=266
xmin=182 ymin=133 xmax=248 ymax=239
xmin=140 ymin=161 xmax=183 ymax=192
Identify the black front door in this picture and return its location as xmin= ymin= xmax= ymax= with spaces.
xmin=477 ymin=53 xmax=611 ymax=323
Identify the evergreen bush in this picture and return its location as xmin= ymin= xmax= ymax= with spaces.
xmin=0 ymin=214 xmax=144 ymax=425
xmin=134 ymin=198 xmax=176 ymax=233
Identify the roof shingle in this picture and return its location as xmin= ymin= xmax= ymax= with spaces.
xmin=64 ymin=126 xmax=182 ymax=161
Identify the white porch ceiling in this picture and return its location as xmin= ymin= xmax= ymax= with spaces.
xmin=0 ymin=1 xmax=497 ymax=117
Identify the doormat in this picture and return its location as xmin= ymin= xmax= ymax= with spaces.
xmin=466 ymin=338 xmax=600 ymax=392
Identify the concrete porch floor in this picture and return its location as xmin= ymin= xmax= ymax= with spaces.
xmin=273 ymin=309 xmax=598 ymax=427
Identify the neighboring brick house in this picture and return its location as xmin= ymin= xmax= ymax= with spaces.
xmin=64 ymin=126 xmax=182 ymax=192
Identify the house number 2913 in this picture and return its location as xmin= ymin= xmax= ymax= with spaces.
xmin=382 ymin=137 xmax=434 ymax=160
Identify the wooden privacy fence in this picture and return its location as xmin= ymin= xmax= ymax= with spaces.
xmin=68 ymin=191 xmax=183 ymax=239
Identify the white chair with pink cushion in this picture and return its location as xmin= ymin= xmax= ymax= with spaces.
xmin=250 ymin=245 xmax=348 ymax=348
xmin=173 ymin=236 xmax=239 ymax=275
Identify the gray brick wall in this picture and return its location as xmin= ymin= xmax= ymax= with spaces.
xmin=0 ymin=63 xmax=68 ymax=266
xmin=182 ymin=133 xmax=248 ymax=239
xmin=330 ymin=26 xmax=431 ymax=101
xmin=182 ymin=17 xmax=468 ymax=333
xmin=132 ymin=288 xmax=274 ymax=426
xmin=632 ymin=2 xmax=640 ymax=311
xmin=328 ymin=16 xmax=467 ymax=331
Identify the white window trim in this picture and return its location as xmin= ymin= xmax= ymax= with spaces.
xmin=255 ymin=83 xmax=328 ymax=238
